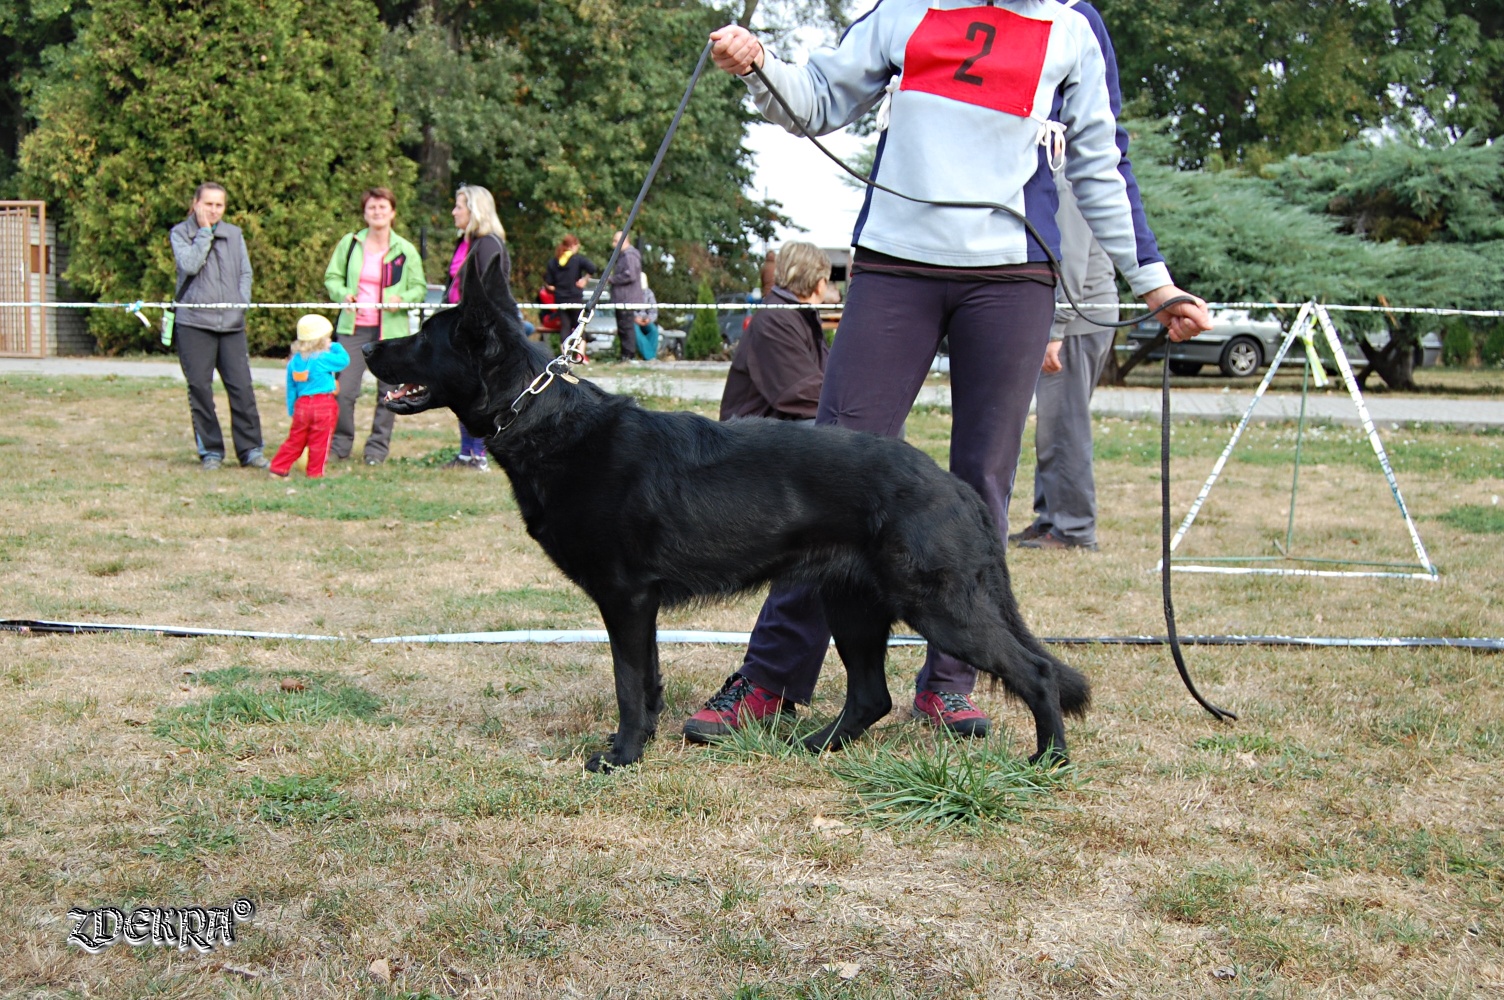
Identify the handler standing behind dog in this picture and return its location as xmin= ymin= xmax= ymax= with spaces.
xmin=686 ymin=2 xmax=1211 ymax=742
xmin=718 ymin=242 xmax=831 ymax=422
xmin=323 ymin=188 xmax=427 ymax=465
xmin=169 ymin=182 xmax=267 ymax=471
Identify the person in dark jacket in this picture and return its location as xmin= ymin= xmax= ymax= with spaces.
xmin=719 ymin=242 xmax=831 ymax=422
xmin=607 ymin=230 xmax=643 ymax=359
xmin=542 ymin=235 xmax=598 ymax=341
xmin=443 ymin=184 xmax=511 ymax=471
xmin=169 ymin=182 xmax=267 ymax=471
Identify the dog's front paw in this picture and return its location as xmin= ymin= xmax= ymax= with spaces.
xmin=585 ymin=749 xmax=641 ymax=773
xmin=1028 ymin=747 xmax=1070 ymax=769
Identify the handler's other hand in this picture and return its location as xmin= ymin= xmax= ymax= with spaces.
xmin=1041 ymin=340 xmax=1063 ymax=374
xmin=1143 ymin=285 xmax=1212 ymax=342
xmin=710 ymin=24 xmax=764 ymax=76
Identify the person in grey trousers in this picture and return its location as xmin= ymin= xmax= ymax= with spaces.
xmin=1011 ymin=169 xmax=1120 ymax=551
xmin=608 ymin=230 xmax=643 ymax=360
xmin=168 ymin=182 xmax=266 ymax=471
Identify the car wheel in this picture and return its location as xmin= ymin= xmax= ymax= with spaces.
xmin=1219 ymin=336 xmax=1262 ymax=377
xmin=1168 ymin=360 xmax=1203 ymax=376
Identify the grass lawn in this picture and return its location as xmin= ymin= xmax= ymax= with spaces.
xmin=1 ymin=372 xmax=1501 ymax=998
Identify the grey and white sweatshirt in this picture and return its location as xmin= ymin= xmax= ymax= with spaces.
xmin=742 ymin=0 xmax=1172 ymax=295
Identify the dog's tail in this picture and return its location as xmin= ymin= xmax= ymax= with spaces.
xmin=1052 ymin=657 xmax=1092 ymax=718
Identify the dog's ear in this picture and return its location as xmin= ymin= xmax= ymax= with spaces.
xmin=478 ymin=254 xmax=517 ymax=314
xmin=458 ymin=252 xmax=497 ymax=317
xmin=455 ymin=253 xmax=528 ymax=362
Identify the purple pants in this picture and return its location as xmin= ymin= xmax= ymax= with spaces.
xmin=459 ymin=422 xmax=487 ymax=458
xmin=738 ymin=270 xmax=1054 ymax=704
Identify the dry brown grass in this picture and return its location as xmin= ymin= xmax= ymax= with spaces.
xmin=1 ymin=372 xmax=1501 ymax=999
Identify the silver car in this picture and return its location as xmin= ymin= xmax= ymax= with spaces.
xmin=1124 ymin=309 xmax=1286 ymax=378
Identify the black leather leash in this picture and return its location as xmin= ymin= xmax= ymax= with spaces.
xmin=561 ymin=41 xmax=716 ymax=365
xmin=493 ymin=41 xmax=716 ymax=436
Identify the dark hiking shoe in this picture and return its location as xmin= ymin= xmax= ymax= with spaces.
xmin=1018 ymin=531 xmax=1098 ymax=552
xmin=913 ymin=690 xmax=991 ymax=737
xmin=683 ymin=673 xmax=793 ymax=744
xmin=200 ymin=455 xmax=222 ymax=472
xmin=1007 ymin=523 xmax=1048 ymax=545
xmin=242 ymin=450 xmax=270 ymax=470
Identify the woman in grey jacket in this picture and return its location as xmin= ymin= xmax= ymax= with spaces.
xmin=169 ymin=182 xmax=266 ymax=471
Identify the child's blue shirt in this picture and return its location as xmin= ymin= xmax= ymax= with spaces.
xmin=285 ymin=343 xmax=350 ymax=415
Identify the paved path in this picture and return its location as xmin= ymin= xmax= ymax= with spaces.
xmin=5 ymin=357 xmax=1501 ymax=427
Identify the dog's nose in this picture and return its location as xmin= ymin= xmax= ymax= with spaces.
xmin=361 ymin=342 xmax=376 ymax=358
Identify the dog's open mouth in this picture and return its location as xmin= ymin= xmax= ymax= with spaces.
xmin=382 ymin=383 xmax=431 ymax=409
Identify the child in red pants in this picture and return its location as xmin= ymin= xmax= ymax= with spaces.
xmin=270 ymin=315 xmax=349 ymax=479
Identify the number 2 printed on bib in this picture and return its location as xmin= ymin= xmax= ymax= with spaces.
xmin=899 ymin=6 xmax=1053 ymax=118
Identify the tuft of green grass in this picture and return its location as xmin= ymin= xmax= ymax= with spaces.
xmin=86 ymin=557 xmax=131 ymax=577
xmin=1193 ymin=732 xmax=1288 ymax=755
xmin=241 ymin=774 xmax=356 ymax=825
xmin=828 ymin=733 xmax=1076 ymax=829
xmin=1144 ymin=863 xmax=1257 ymax=923
xmin=692 ymin=711 xmax=823 ymax=764
xmin=1297 ymin=827 xmax=1504 ymax=883
xmin=154 ymin=669 xmax=385 ymax=750
xmin=139 ymin=808 xmax=240 ymax=860
xmin=1435 ymin=504 xmax=1504 ymax=534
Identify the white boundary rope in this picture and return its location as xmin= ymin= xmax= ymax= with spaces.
xmin=5 ymin=620 xmax=1501 ymax=649
xmin=0 ymin=300 xmax=814 ymax=311
xmin=4 ymin=299 xmax=1504 ymax=316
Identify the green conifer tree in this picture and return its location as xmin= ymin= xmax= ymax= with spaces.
xmin=685 ymin=279 xmax=723 ymax=360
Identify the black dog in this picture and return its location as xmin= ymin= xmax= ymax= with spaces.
xmin=365 ymin=260 xmax=1089 ymax=771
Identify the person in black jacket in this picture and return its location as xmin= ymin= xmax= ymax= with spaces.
xmin=443 ymin=184 xmax=512 ymax=470
xmin=542 ymin=235 xmax=598 ymax=341
xmin=719 ymin=242 xmax=831 ymax=421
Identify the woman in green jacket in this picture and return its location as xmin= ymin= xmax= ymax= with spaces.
xmin=323 ymin=187 xmax=428 ymax=464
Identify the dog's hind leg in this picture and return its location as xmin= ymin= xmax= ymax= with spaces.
xmin=588 ymin=590 xmax=663 ymax=772
xmin=802 ymin=590 xmax=894 ymax=754
xmin=905 ymin=601 xmax=1071 ymax=764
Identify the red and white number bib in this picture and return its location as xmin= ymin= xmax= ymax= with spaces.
xmin=899 ymin=5 xmax=1053 ymax=118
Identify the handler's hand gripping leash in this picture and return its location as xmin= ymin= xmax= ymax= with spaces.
xmin=749 ymin=62 xmax=1235 ymax=722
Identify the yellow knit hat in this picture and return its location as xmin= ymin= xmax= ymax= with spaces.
xmin=296 ymin=314 xmax=333 ymax=342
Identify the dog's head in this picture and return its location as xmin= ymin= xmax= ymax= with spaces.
xmin=364 ymin=255 xmax=546 ymax=434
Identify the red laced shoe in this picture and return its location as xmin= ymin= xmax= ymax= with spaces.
xmin=913 ymin=690 xmax=991 ymax=737
xmin=683 ymin=673 xmax=793 ymax=744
